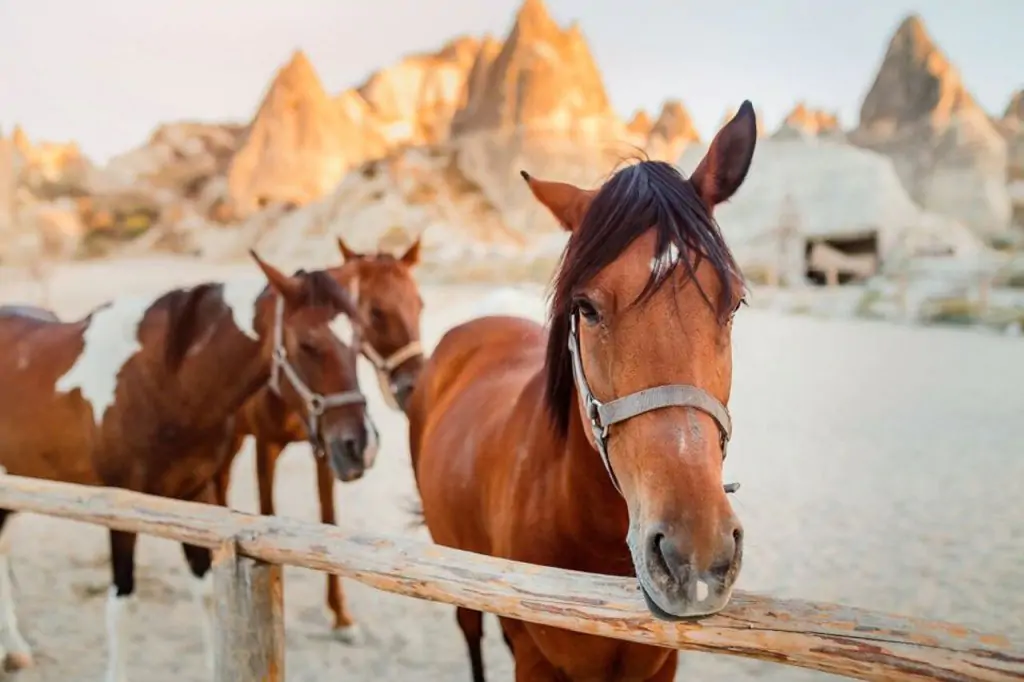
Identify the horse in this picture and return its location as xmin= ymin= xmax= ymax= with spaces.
xmin=407 ymin=102 xmax=757 ymax=682
xmin=0 ymin=304 xmax=59 ymax=323
xmin=0 ymin=251 xmax=376 ymax=681
xmin=212 ymin=235 xmax=425 ymax=642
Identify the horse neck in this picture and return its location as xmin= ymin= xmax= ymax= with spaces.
xmin=549 ymin=389 xmax=631 ymax=561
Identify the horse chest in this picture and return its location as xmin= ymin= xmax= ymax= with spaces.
xmin=521 ymin=622 xmax=673 ymax=682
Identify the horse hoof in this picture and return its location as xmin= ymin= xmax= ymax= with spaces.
xmin=4 ymin=650 xmax=34 ymax=671
xmin=332 ymin=623 xmax=363 ymax=645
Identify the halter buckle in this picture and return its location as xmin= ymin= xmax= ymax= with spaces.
xmin=307 ymin=394 xmax=326 ymax=418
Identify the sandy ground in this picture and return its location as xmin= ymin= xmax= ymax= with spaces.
xmin=0 ymin=257 xmax=1022 ymax=682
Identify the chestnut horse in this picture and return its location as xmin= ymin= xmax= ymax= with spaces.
xmin=213 ymin=236 xmax=424 ymax=641
xmin=0 ymin=252 xmax=374 ymax=682
xmin=408 ymin=103 xmax=757 ymax=682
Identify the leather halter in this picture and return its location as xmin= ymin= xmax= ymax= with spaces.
xmin=567 ymin=312 xmax=740 ymax=496
xmin=362 ymin=340 xmax=423 ymax=410
xmin=267 ymin=297 xmax=366 ymax=455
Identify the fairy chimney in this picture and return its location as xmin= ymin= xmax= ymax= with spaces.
xmin=227 ymin=50 xmax=387 ymax=217
xmin=850 ymin=14 xmax=1010 ymax=236
xmin=450 ymin=0 xmax=620 ymax=138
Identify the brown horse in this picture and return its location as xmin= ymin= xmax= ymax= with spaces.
xmin=213 ymin=236 xmax=425 ymax=642
xmin=408 ymin=103 xmax=757 ymax=682
xmin=0 ymin=252 xmax=373 ymax=681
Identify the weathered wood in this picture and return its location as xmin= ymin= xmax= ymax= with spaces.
xmin=0 ymin=475 xmax=1021 ymax=681
xmin=212 ymin=545 xmax=284 ymax=682
xmin=0 ymin=474 xmax=241 ymax=547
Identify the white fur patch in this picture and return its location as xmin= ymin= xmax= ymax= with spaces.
xmin=55 ymin=294 xmax=157 ymax=426
xmin=0 ymin=554 xmax=30 ymax=663
xmin=221 ymin=276 xmax=267 ymax=341
xmin=650 ymin=242 xmax=680 ymax=273
xmin=329 ymin=313 xmax=355 ymax=347
xmin=104 ymin=587 xmax=136 ymax=682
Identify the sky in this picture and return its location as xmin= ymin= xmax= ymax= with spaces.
xmin=1 ymin=0 xmax=1021 ymax=163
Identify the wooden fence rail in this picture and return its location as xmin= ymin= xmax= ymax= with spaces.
xmin=0 ymin=474 xmax=1020 ymax=682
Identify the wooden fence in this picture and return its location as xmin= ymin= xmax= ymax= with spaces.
xmin=0 ymin=474 xmax=1020 ymax=682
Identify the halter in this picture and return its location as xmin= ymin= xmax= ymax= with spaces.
xmin=567 ymin=312 xmax=740 ymax=497
xmin=267 ymin=297 xmax=367 ymax=454
xmin=362 ymin=340 xmax=423 ymax=410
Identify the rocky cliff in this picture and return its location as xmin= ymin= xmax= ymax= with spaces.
xmin=773 ymin=103 xmax=844 ymax=141
xmin=850 ymin=14 xmax=1010 ymax=237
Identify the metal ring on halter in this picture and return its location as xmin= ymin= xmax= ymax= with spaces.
xmin=307 ymin=394 xmax=326 ymax=418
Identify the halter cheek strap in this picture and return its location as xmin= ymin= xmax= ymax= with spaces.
xmin=566 ymin=312 xmax=740 ymax=496
xmin=362 ymin=340 xmax=423 ymax=411
xmin=268 ymin=297 xmax=367 ymax=453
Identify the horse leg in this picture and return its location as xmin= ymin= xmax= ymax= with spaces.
xmin=0 ymin=511 xmax=32 ymax=670
xmin=181 ymin=483 xmax=217 ymax=677
xmin=456 ymin=607 xmax=486 ymax=682
xmin=213 ymin=430 xmax=245 ymax=508
xmin=254 ymin=438 xmax=281 ymax=516
xmin=316 ymin=455 xmax=360 ymax=643
xmin=499 ymin=619 xmax=562 ymax=682
xmin=104 ymin=530 xmax=138 ymax=682
xmin=648 ymin=652 xmax=678 ymax=681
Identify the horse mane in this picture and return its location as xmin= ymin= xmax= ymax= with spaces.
xmin=163 ymin=283 xmax=224 ymax=372
xmin=292 ymin=269 xmax=361 ymax=321
xmin=543 ymin=160 xmax=743 ymax=438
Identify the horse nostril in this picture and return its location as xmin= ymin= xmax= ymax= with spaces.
xmin=647 ymin=530 xmax=689 ymax=584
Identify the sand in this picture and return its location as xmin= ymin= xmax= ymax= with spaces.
xmin=0 ymin=257 xmax=1022 ymax=681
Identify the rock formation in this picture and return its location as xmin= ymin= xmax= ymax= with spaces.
xmin=998 ymin=90 xmax=1024 ymax=227
xmin=450 ymin=0 xmax=619 ymax=138
xmin=354 ymin=36 xmax=482 ymax=148
xmin=849 ymin=14 xmax=1010 ymax=237
xmin=774 ymin=103 xmax=844 ymax=141
xmin=677 ymin=136 xmax=983 ymax=279
xmin=226 ymin=50 xmax=390 ymax=218
xmin=645 ymin=100 xmax=700 ymax=160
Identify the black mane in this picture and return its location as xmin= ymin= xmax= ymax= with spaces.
xmin=543 ymin=160 xmax=743 ymax=437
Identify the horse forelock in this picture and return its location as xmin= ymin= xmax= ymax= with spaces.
xmin=542 ymin=160 xmax=742 ymax=438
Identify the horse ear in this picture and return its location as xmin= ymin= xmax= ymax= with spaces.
xmin=689 ymin=100 xmax=757 ymax=210
xmin=336 ymin=236 xmax=361 ymax=262
xmin=249 ymin=250 xmax=302 ymax=303
xmin=519 ymin=170 xmax=596 ymax=232
xmin=400 ymin=236 xmax=421 ymax=267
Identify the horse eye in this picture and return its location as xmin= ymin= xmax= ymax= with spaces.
xmin=573 ymin=297 xmax=601 ymax=325
xmin=299 ymin=340 xmax=320 ymax=356
xmin=369 ymin=306 xmax=386 ymax=324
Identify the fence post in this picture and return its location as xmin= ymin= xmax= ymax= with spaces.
xmin=212 ymin=543 xmax=284 ymax=682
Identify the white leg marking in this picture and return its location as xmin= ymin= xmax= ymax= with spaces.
xmin=221 ymin=277 xmax=267 ymax=341
xmin=104 ymin=586 xmax=136 ymax=682
xmin=191 ymin=572 xmax=216 ymax=675
xmin=329 ymin=313 xmax=355 ymax=347
xmin=55 ymin=295 xmax=157 ymax=426
xmin=0 ymin=554 xmax=32 ymax=670
xmin=332 ymin=621 xmax=364 ymax=645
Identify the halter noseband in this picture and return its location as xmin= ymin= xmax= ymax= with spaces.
xmin=567 ymin=312 xmax=740 ymax=496
xmin=362 ymin=340 xmax=423 ymax=410
xmin=268 ymin=297 xmax=366 ymax=454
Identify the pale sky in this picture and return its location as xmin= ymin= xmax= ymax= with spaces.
xmin=1 ymin=0 xmax=1021 ymax=163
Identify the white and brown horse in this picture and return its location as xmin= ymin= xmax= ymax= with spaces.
xmin=0 ymin=251 xmax=376 ymax=681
